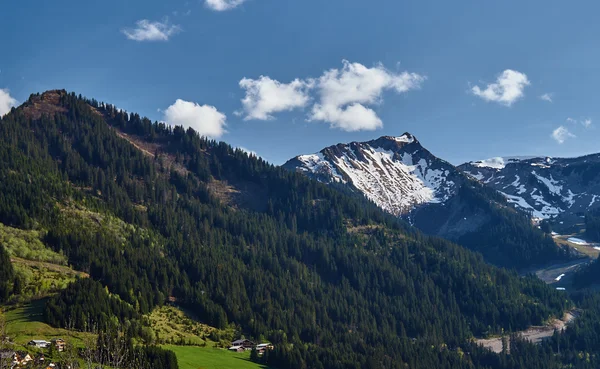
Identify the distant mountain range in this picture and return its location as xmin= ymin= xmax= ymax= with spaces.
xmin=459 ymin=155 xmax=600 ymax=223
xmin=284 ymin=133 xmax=572 ymax=268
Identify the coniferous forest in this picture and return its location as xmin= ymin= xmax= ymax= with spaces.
xmin=4 ymin=90 xmax=600 ymax=368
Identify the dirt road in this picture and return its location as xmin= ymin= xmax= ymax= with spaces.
xmin=476 ymin=311 xmax=577 ymax=353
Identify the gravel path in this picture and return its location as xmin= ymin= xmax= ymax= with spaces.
xmin=476 ymin=311 xmax=577 ymax=353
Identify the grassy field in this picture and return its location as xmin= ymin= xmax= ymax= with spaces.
xmin=147 ymin=305 xmax=233 ymax=346
xmin=163 ymin=345 xmax=270 ymax=369
xmin=0 ymin=222 xmax=66 ymax=264
xmin=554 ymin=234 xmax=600 ymax=258
xmin=11 ymin=257 xmax=87 ymax=301
xmin=3 ymin=299 xmax=94 ymax=348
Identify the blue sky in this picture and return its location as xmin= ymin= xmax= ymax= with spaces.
xmin=1 ymin=0 xmax=599 ymax=165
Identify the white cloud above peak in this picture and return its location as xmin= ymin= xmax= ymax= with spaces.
xmin=551 ymin=126 xmax=575 ymax=144
xmin=540 ymin=93 xmax=553 ymax=103
xmin=0 ymin=89 xmax=18 ymax=117
xmin=164 ymin=99 xmax=226 ymax=139
xmin=122 ymin=20 xmax=181 ymax=42
xmin=471 ymin=69 xmax=530 ymax=106
xmin=309 ymin=60 xmax=426 ymax=131
xmin=236 ymin=60 xmax=425 ymax=132
xmin=239 ymin=76 xmax=314 ymax=120
xmin=205 ymin=0 xmax=247 ymax=11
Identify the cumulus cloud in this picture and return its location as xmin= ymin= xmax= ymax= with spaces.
xmin=540 ymin=93 xmax=553 ymax=103
xmin=0 ymin=88 xmax=17 ymax=117
xmin=122 ymin=19 xmax=181 ymax=41
xmin=164 ymin=99 xmax=226 ymax=138
xmin=551 ymin=126 xmax=575 ymax=144
xmin=471 ymin=69 xmax=530 ymax=106
xmin=239 ymin=76 xmax=314 ymax=120
xmin=205 ymin=0 xmax=247 ymax=11
xmin=309 ymin=60 xmax=426 ymax=131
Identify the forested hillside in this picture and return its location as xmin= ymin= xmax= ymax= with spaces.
xmin=0 ymin=90 xmax=580 ymax=368
xmin=585 ymin=210 xmax=600 ymax=242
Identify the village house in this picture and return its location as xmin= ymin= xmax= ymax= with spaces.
xmin=256 ymin=343 xmax=274 ymax=350
xmin=256 ymin=343 xmax=274 ymax=355
xmin=230 ymin=339 xmax=255 ymax=350
xmin=51 ymin=338 xmax=66 ymax=352
xmin=28 ymin=339 xmax=51 ymax=348
xmin=228 ymin=346 xmax=245 ymax=353
xmin=14 ymin=351 xmax=33 ymax=366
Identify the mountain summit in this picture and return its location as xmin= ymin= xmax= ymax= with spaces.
xmin=283 ymin=133 xmax=465 ymax=216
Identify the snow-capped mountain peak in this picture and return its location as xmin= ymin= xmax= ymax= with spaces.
xmin=459 ymin=154 xmax=600 ymax=221
xmin=284 ymin=133 xmax=463 ymax=216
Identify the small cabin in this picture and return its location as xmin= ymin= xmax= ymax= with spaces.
xmin=256 ymin=343 xmax=274 ymax=350
xmin=29 ymin=339 xmax=51 ymax=348
xmin=231 ymin=339 xmax=255 ymax=349
xmin=52 ymin=338 xmax=66 ymax=352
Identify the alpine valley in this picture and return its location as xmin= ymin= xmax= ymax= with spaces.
xmin=4 ymin=91 xmax=600 ymax=369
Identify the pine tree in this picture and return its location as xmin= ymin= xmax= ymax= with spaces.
xmin=0 ymin=244 xmax=14 ymax=302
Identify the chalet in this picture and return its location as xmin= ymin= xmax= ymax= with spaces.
xmin=52 ymin=338 xmax=66 ymax=352
xmin=14 ymin=351 xmax=33 ymax=365
xmin=28 ymin=339 xmax=51 ymax=348
xmin=256 ymin=343 xmax=274 ymax=350
xmin=231 ymin=339 xmax=255 ymax=350
xmin=228 ymin=346 xmax=245 ymax=353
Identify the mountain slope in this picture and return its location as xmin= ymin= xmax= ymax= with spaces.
xmin=284 ymin=134 xmax=464 ymax=215
xmin=284 ymin=134 xmax=571 ymax=268
xmin=0 ymin=91 xmax=572 ymax=369
xmin=459 ymin=155 xmax=600 ymax=224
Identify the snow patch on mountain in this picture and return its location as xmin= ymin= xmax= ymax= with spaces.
xmin=393 ymin=134 xmax=415 ymax=144
xmin=471 ymin=156 xmax=539 ymax=170
xmin=459 ymin=153 xmax=600 ymax=220
xmin=297 ymin=153 xmax=344 ymax=183
xmin=284 ymin=134 xmax=462 ymax=216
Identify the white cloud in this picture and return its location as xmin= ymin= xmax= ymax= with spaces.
xmin=122 ymin=20 xmax=181 ymax=42
xmin=239 ymin=76 xmax=314 ymax=120
xmin=540 ymin=93 xmax=553 ymax=103
xmin=309 ymin=60 xmax=425 ymax=131
xmin=471 ymin=69 xmax=530 ymax=106
xmin=551 ymin=126 xmax=575 ymax=144
xmin=205 ymin=0 xmax=247 ymax=11
xmin=164 ymin=99 xmax=226 ymax=138
xmin=0 ymin=88 xmax=17 ymax=117
xmin=566 ymin=117 xmax=593 ymax=128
